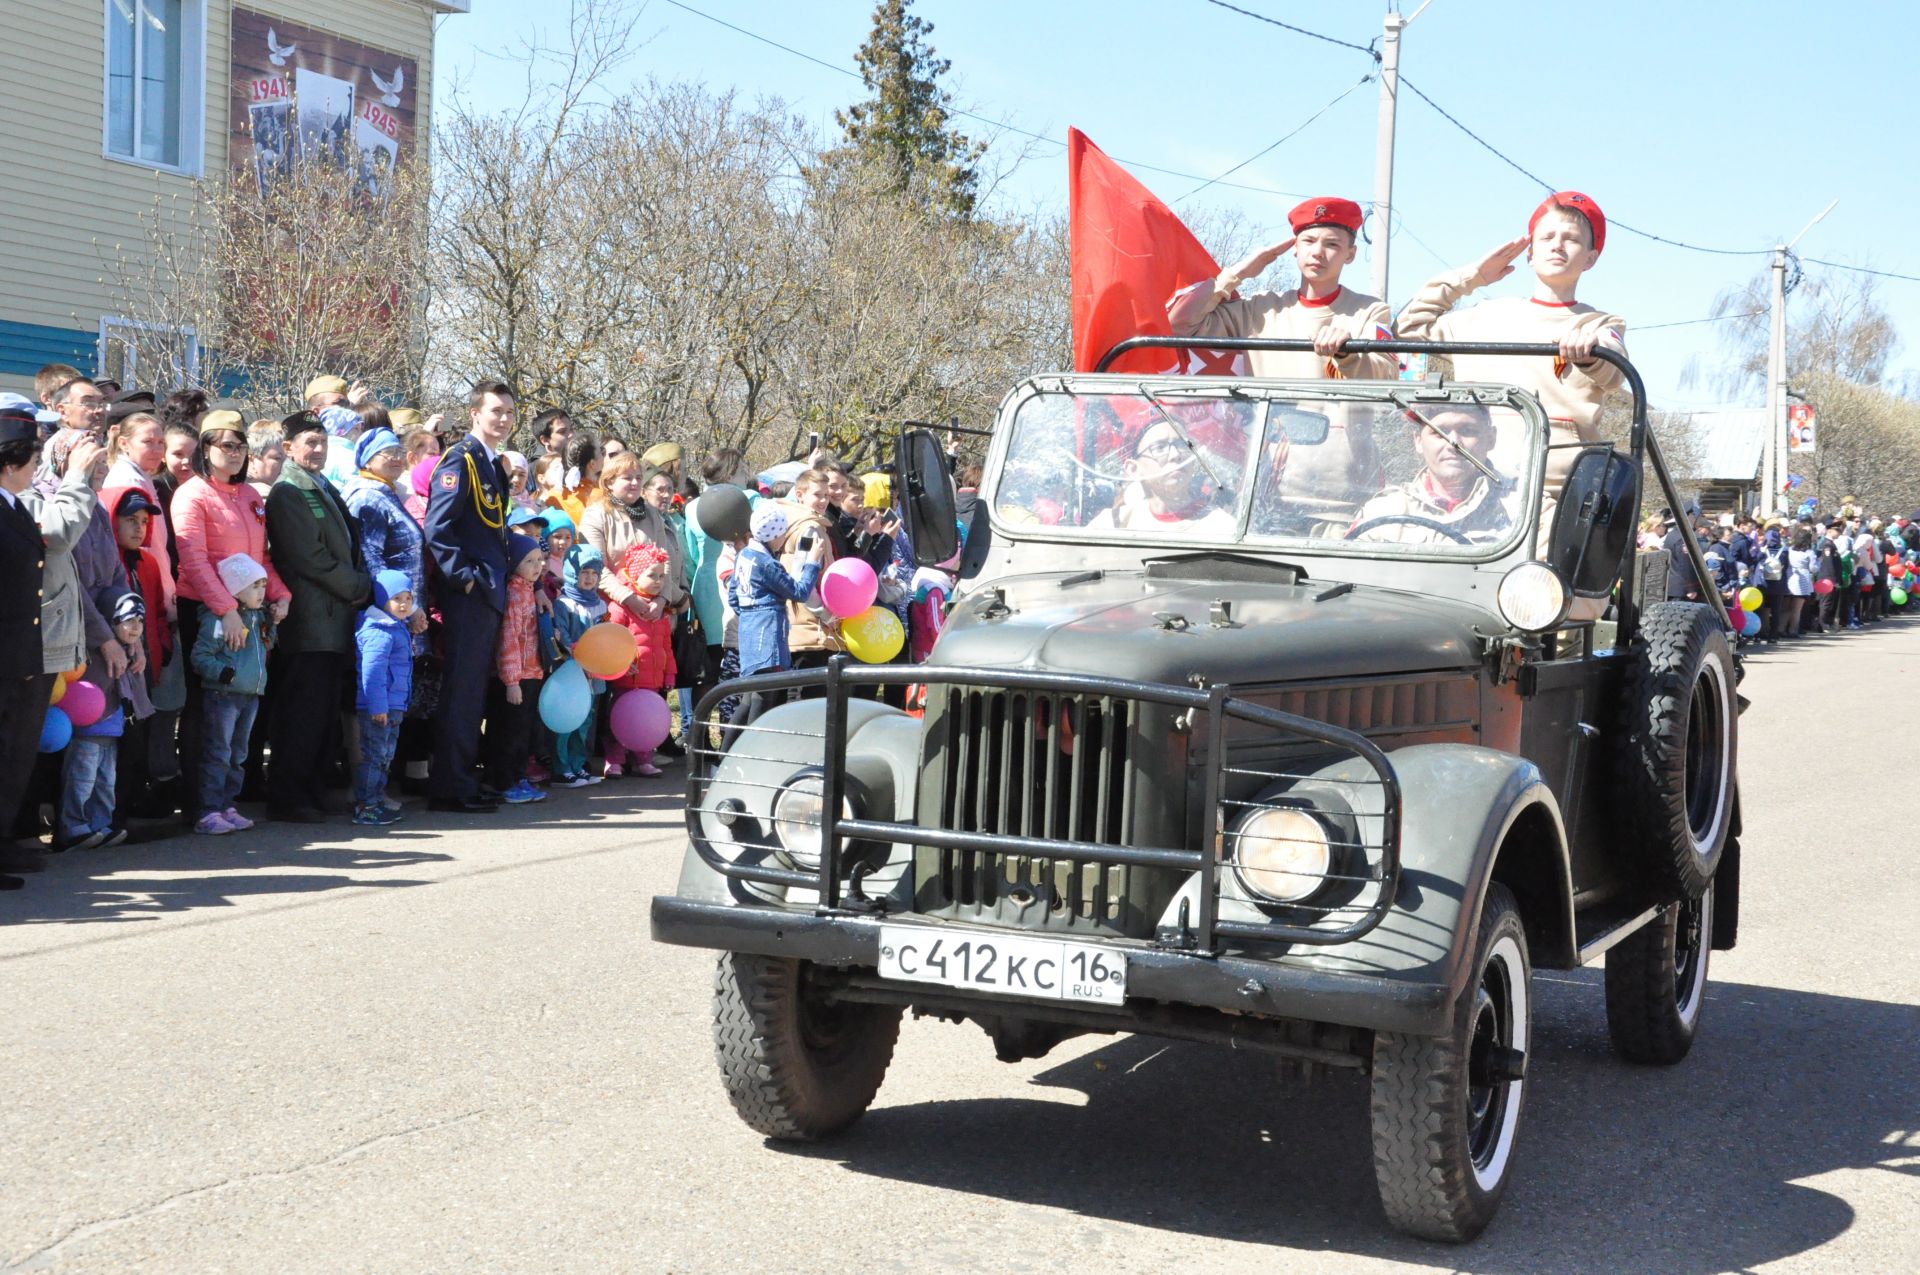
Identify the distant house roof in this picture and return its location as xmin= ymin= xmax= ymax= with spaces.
xmin=1670 ymin=409 xmax=1769 ymax=483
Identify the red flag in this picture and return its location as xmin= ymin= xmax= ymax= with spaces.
xmin=1069 ymin=128 xmax=1230 ymax=375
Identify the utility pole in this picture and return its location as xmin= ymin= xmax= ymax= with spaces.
xmin=1369 ymin=1 xmax=1431 ymax=303
xmin=1764 ymin=198 xmax=1838 ymax=515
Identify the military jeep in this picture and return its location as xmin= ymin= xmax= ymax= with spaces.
xmin=651 ymin=338 xmax=1740 ymax=1242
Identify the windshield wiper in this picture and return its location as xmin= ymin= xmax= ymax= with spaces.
xmin=1391 ymin=393 xmax=1506 ymax=487
xmin=1132 ymin=382 xmax=1236 ymax=491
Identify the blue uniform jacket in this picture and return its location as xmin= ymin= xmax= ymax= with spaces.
xmin=424 ymin=435 xmax=511 ymax=613
xmin=355 ymin=607 xmax=414 ymax=717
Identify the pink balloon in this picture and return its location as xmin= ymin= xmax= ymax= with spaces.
xmin=62 ymin=680 xmax=106 ymax=728
xmin=819 ymin=558 xmax=878 ymax=619
xmin=610 ymin=689 xmax=672 ymax=754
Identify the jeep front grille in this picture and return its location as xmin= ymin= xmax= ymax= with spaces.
xmin=932 ymin=689 xmax=1142 ymax=923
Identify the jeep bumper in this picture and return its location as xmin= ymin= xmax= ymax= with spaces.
xmin=651 ymin=894 xmax=1454 ymax=1036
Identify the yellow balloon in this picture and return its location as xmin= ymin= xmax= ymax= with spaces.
xmin=1737 ymin=586 xmax=1764 ymax=612
xmin=573 ymin=621 xmax=637 ymax=679
xmin=50 ymin=677 xmax=67 ymax=705
xmin=842 ymin=606 xmax=904 ymax=664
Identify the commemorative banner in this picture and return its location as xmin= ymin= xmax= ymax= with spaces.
xmin=229 ymin=9 xmax=417 ymax=205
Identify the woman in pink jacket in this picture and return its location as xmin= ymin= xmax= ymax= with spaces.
xmin=170 ymin=411 xmax=290 ymax=806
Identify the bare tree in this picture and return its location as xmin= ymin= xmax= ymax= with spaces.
xmin=107 ymin=162 xmax=429 ymax=414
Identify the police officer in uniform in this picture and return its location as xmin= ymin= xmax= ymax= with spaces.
xmin=425 ymin=380 xmax=516 ymax=812
xmin=0 ymin=399 xmax=57 ymax=885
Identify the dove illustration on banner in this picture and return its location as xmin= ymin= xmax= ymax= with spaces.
xmin=266 ymin=27 xmax=296 ymax=67
xmin=371 ymin=65 xmax=405 ymax=107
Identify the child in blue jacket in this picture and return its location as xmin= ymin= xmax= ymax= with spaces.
xmin=551 ymin=545 xmax=608 ymax=786
xmin=354 ymin=569 xmax=416 ymax=826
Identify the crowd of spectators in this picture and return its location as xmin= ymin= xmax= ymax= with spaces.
xmin=0 ymin=365 xmax=957 ymax=891
xmin=1646 ymin=503 xmax=1920 ymax=642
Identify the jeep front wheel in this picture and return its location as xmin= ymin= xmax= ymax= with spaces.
xmin=712 ymin=952 xmax=901 ymax=1140
xmin=1369 ymin=884 xmax=1530 ymax=1242
xmin=1604 ymin=883 xmax=1713 ymax=1065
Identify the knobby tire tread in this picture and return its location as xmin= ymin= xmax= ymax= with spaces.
xmin=712 ymin=952 xmax=900 ymax=1141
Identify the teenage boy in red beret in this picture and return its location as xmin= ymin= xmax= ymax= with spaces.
xmin=1168 ymin=198 xmax=1397 ymax=517
xmin=1168 ymin=197 xmax=1397 ymax=380
xmin=1396 ymin=191 xmax=1626 ymax=497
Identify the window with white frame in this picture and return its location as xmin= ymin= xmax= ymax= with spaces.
xmin=104 ymin=0 xmax=205 ymax=172
xmin=100 ymin=317 xmax=199 ymax=393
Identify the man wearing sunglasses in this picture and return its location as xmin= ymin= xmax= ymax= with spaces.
xmin=1088 ymin=421 xmax=1237 ymax=533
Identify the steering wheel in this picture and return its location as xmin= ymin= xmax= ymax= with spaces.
xmin=1343 ymin=513 xmax=1475 ymax=545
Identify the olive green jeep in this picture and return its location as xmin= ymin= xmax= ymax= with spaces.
xmin=651 ymin=337 xmax=1740 ymax=1242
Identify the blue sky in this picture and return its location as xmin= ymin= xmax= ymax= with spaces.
xmin=434 ymin=0 xmax=1920 ymax=412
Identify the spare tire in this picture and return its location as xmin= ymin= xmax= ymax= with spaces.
xmin=1615 ymin=602 xmax=1736 ymax=898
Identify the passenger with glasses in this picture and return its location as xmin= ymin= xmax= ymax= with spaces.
xmin=1087 ymin=421 xmax=1238 ymax=534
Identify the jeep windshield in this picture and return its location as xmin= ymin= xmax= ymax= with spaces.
xmin=990 ymin=380 xmax=1545 ymax=559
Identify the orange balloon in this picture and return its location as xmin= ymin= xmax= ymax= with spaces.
xmin=62 ymin=665 xmax=87 ymax=684
xmin=573 ymin=621 xmax=637 ymax=679
xmin=49 ymin=677 xmax=67 ymax=705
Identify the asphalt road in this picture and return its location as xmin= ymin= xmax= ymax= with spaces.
xmin=3 ymin=623 xmax=1918 ymax=1273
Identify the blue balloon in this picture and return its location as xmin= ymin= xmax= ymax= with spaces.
xmin=539 ymin=659 xmax=593 ymax=734
xmin=39 ymin=705 xmax=73 ymax=753
xmin=1740 ymin=610 xmax=1761 ymax=638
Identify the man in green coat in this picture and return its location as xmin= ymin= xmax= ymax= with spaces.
xmin=264 ymin=409 xmax=372 ymax=822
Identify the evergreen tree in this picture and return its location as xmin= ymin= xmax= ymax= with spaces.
xmin=834 ymin=0 xmax=985 ymax=217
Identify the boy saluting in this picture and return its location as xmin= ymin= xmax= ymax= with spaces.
xmin=1396 ymin=191 xmax=1626 ymax=497
xmin=1168 ymin=198 xmax=1397 ymax=516
xmin=1168 ymin=197 xmax=1397 ymax=380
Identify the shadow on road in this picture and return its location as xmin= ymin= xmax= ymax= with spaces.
xmin=787 ymin=975 xmax=1920 ymax=1271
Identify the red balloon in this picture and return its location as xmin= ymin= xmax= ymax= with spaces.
xmin=1725 ymin=607 xmax=1743 ymax=630
xmin=1815 ymin=578 xmax=1835 ymax=595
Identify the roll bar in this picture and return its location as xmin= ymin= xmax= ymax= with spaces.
xmin=1092 ymin=336 xmax=1723 ymax=647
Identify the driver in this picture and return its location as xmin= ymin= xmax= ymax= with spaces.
xmin=1088 ymin=420 xmax=1237 ymax=533
xmin=1350 ymin=404 xmax=1519 ymax=545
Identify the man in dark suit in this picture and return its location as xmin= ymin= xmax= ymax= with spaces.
xmin=0 ymin=399 xmax=57 ymax=886
xmin=265 ymin=409 xmax=373 ymax=822
xmin=424 ymin=380 xmax=516 ymax=812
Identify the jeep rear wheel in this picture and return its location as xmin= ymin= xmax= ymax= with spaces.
xmin=712 ymin=952 xmax=901 ymax=1140
xmin=1616 ymin=601 xmax=1737 ymax=898
xmin=1370 ymin=884 xmax=1530 ymax=1243
xmin=1605 ymin=883 xmax=1713 ymax=1065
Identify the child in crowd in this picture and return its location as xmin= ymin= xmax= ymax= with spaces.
xmin=190 ymin=553 xmax=273 ymax=835
xmin=609 ymin=543 xmax=677 ymax=777
xmin=486 ymin=533 xmax=549 ymax=805
xmin=723 ymin=506 xmax=827 ymax=729
xmin=58 ymin=589 xmax=151 ymax=850
xmin=542 ymin=508 xmax=576 ymax=593
xmin=353 ymin=569 xmax=415 ymax=826
xmin=552 ymin=545 xmax=608 ymax=786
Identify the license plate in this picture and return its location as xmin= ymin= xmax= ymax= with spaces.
xmin=877 ymin=925 xmax=1127 ymax=1006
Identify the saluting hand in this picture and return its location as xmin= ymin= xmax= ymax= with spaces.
xmin=1469 ymin=235 xmax=1530 ymax=288
xmin=1226 ymin=239 xmax=1294 ymax=286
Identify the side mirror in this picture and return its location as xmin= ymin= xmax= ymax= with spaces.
xmin=895 ymin=427 xmax=958 ymax=566
xmin=1548 ymin=445 xmax=1638 ymax=597
xmin=1272 ymin=405 xmax=1331 ymax=446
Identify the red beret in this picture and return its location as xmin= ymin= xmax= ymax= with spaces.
xmin=1288 ymin=197 xmax=1364 ymax=236
xmin=1529 ymin=191 xmax=1606 ymax=253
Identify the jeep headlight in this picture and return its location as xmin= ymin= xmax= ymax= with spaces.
xmin=770 ymin=773 xmax=853 ymax=870
xmin=1229 ymin=806 xmax=1332 ymax=904
xmin=1496 ymin=561 xmax=1570 ymax=633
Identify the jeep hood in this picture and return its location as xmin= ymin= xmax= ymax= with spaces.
xmin=928 ymin=569 xmax=1486 ymax=686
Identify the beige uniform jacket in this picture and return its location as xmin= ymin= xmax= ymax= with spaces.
xmin=1167 ymin=277 xmax=1399 ymax=380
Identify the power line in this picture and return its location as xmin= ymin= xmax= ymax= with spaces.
xmin=1174 ymin=73 xmax=1374 ymax=203
xmin=1394 ymin=74 xmax=1770 ymax=258
xmin=1803 ymin=257 xmax=1920 ymax=284
xmin=1198 ymin=0 xmax=1379 ymax=59
xmin=658 ymin=0 xmax=1319 ymax=200
xmin=1636 ymin=311 xmax=1764 ymax=331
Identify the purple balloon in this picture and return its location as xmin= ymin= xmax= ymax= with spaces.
xmin=610 ymin=689 xmax=672 ymax=754
xmin=61 ymin=680 xmax=106 ymax=729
